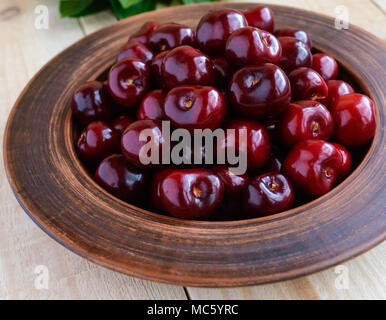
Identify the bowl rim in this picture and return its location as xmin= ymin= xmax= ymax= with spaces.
xmin=3 ymin=2 xmax=386 ymax=287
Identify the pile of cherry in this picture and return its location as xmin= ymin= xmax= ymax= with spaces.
xmin=72 ymin=6 xmax=376 ymax=220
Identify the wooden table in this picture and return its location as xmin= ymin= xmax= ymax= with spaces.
xmin=0 ymin=0 xmax=385 ymax=300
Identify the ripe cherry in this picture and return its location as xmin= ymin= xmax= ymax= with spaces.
xmin=95 ymin=154 xmax=148 ymax=203
xmin=121 ymin=119 xmax=163 ymax=168
xmin=331 ymin=94 xmax=376 ymax=147
xmin=311 ymin=53 xmax=338 ymax=81
xmin=331 ymin=143 xmax=352 ymax=181
xmin=225 ymin=27 xmax=281 ymax=68
xmin=243 ymin=6 xmax=274 ymax=33
xmin=289 ymin=67 xmax=328 ymax=101
xmin=71 ymin=81 xmax=113 ymax=126
xmin=108 ymin=58 xmax=150 ymax=108
xmin=243 ymin=173 xmax=294 ymax=217
xmin=162 ymin=46 xmax=215 ymax=88
xmin=164 ymin=85 xmax=226 ymax=132
xmin=111 ymin=114 xmax=134 ymax=135
xmin=137 ymin=89 xmax=166 ymax=121
xmin=283 ymin=140 xmax=341 ymax=196
xmin=149 ymin=23 xmax=195 ymax=52
xmin=117 ymin=40 xmax=154 ymax=63
xmin=157 ymin=168 xmax=224 ymax=219
xmin=212 ymin=56 xmax=234 ymax=89
xmin=77 ymin=121 xmax=120 ymax=162
xmin=128 ymin=21 xmax=159 ymax=45
xmin=196 ymin=9 xmax=248 ymax=55
xmin=278 ymin=37 xmax=312 ymax=74
xmin=319 ymin=80 xmax=354 ymax=109
xmin=228 ymin=64 xmax=291 ymax=118
xmin=278 ymin=100 xmax=334 ymax=146
xmin=219 ymin=119 xmax=271 ymax=172
xmin=149 ymin=50 xmax=169 ymax=88
xmin=274 ymin=28 xmax=312 ymax=49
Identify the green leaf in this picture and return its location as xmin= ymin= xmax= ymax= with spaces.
xmin=60 ymin=0 xmax=110 ymax=18
xmin=110 ymin=0 xmax=156 ymax=20
xmin=180 ymin=0 xmax=214 ymax=4
xmin=118 ymin=0 xmax=142 ymax=9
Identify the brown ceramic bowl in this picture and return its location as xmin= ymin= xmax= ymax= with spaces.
xmin=4 ymin=3 xmax=386 ymax=287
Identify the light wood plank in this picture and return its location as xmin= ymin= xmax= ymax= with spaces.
xmin=372 ymin=0 xmax=386 ymax=12
xmin=0 ymin=0 xmax=186 ymax=300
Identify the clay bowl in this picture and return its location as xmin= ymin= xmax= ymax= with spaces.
xmin=4 ymin=3 xmax=386 ymax=287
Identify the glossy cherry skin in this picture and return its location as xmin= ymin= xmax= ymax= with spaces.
xmin=95 ymin=154 xmax=148 ymax=203
xmin=331 ymin=143 xmax=352 ymax=181
xmin=71 ymin=81 xmax=113 ymax=126
xmin=243 ymin=173 xmax=294 ymax=217
xmin=243 ymin=6 xmax=274 ymax=33
xmin=164 ymin=85 xmax=226 ymax=132
xmin=108 ymin=58 xmax=150 ymax=108
xmin=228 ymin=64 xmax=291 ymax=118
xmin=219 ymin=119 xmax=271 ymax=172
xmin=149 ymin=50 xmax=169 ymax=88
xmin=128 ymin=21 xmax=159 ymax=45
xmin=225 ymin=27 xmax=282 ymax=68
xmin=149 ymin=23 xmax=195 ymax=52
xmin=196 ymin=9 xmax=248 ymax=55
xmin=157 ymin=168 xmax=224 ymax=220
xmin=283 ymin=140 xmax=341 ymax=196
xmin=161 ymin=46 xmax=215 ymax=88
xmin=117 ymin=40 xmax=154 ymax=63
xmin=319 ymin=80 xmax=354 ymax=109
xmin=77 ymin=121 xmax=120 ymax=162
xmin=121 ymin=119 xmax=163 ymax=168
xmin=278 ymin=37 xmax=312 ymax=74
xmin=274 ymin=28 xmax=312 ymax=49
xmin=150 ymin=168 xmax=174 ymax=212
xmin=331 ymin=94 xmax=376 ymax=147
xmin=311 ymin=53 xmax=338 ymax=81
xmin=211 ymin=166 xmax=249 ymax=221
xmin=212 ymin=56 xmax=234 ymax=89
xmin=111 ymin=114 xmax=134 ymax=135
xmin=137 ymin=89 xmax=166 ymax=121
xmin=289 ymin=67 xmax=328 ymax=101
xmin=278 ymin=100 xmax=334 ymax=146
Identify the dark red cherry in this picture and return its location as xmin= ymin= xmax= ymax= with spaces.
xmin=157 ymin=168 xmax=224 ymax=219
xmin=211 ymin=166 xmax=249 ymax=221
xmin=278 ymin=100 xmax=334 ymax=146
xmin=121 ymin=119 xmax=163 ymax=168
xmin=311 ymin=54 xmax=338 ymax=81
xmin=278 ymin=37 xmax=312 ymax=74
xmin=212 ymin=56 xmax=234 ymax=88
xmin=95 ymin=154 xmax=148 ymax=203
xmin=117 ymin=40 xmax=154 ymax=63
xmin=149 ymin=23 xmax=195 ymax=52
xmin=77 ymin=121 xmax=120 ymax=162
xmin=331 ymin=143 xmax=352 ymax=181
xmin=137 ymin=89 xmax=166 ymax=121
xmin=128 ymin=21 xmax=159 ymax=45
xmin=196 ymin=9 xmax=248 ymax=55
xmin=228 ymin=64 xmax=291 ymax=118
xmin=108 ymin=58 xmax=150 ymax=108
xmin=164 ymin=85 xmax=226 ymax=131
xmin=243 ymin=6 xmax=274 ymax=33
xmin=331 ymin=94 xmax=376 ymax=147
xmin=71 ymin=81 xmax=113 ymax=126
xmin=219 ymin=119 xmax=271 ymax=172
xmin=111 ymin=114 xmax=135 ymax=135
xmin=289 ymin=67 xmax=328 ymax=101
xmin=243 ymin=173 xmax=294 ymax=217
xmin=283 ymin=140 xmax=341 ymax=196
xmin=225 ymin=27 xmax=281 ymax=68
xmin=162 ymin=46 xmax=215 ymax=88
xmin=274 ymin=28 xmax=312 ymax=49
xmin=149 ymin=50 xmax=169 ymax=88
xmin=261 ymin=150 xmax=284 ymax=173
xmin=319 ymin=80 xmax=354 ymax=109
xmin=262 ymin=118 xmax=280 ymax=145
xmin=149 ymin=168 xmax=174 ymax=212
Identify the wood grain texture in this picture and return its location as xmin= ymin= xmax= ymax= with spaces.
xmin=0 ymin=0 xmax=186 ymax=299
xmin=4 ymin=2 xmax=385 ymax=288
